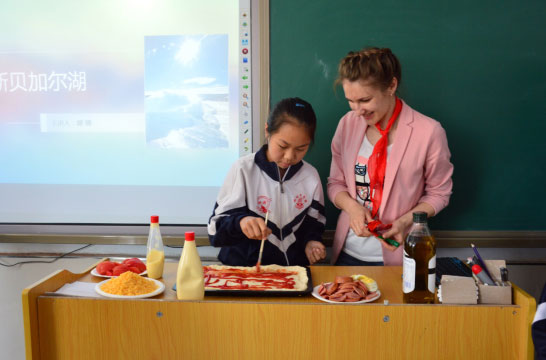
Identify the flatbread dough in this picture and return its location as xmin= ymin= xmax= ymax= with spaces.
xmin=204 ymin=264 xmax=308 ymax=291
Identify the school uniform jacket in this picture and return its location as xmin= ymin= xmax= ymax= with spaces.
xmin=328 ymin=100 xmax=453 ymax=265
xmin=208 ymin=145 xmax=326 ymax=266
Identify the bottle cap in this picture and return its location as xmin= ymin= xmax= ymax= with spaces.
xmin=471 ymin=264 xmax=482 ymax=274
xmin=185 ymin=231 xmax=195 ymax=241
xmin=412 ymin=211 xmax=427 ymax=223
xmin=150 ymin=215 xmax=159 ymax=223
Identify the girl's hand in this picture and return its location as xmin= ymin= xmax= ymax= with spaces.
xmin=305 ymin=241 xmax=326 ymax=265
xmin=240 ymin=216 xmax=272 ymax=240
xmin=380 ymin=216 xmax=412 ymax=251
xmin=348 ymin=205 xmax=374 ymax=237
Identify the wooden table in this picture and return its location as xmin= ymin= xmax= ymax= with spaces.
xmin=22 ymin=261 xmax=536 ymax=359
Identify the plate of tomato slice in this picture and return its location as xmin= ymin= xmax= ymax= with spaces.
xmin=91 ymin=258 xmax=147 ymax=278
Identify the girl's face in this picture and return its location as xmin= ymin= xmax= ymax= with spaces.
xmin=266 ymin=120 xmax=311 ymax=170
xmin=342 ymin=79 xmax=397 ymax=128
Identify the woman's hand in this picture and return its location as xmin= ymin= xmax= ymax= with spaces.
xmin=240 ymin=216 xmax=272 ymax=241
xmin=380 ymin=203 xmax=435 ymax=251
xmin=334 ymin=192 xmax=373 ymax=237
xmin=305 ymin=241 xmax=326 ymax=265
xmin=380 ymin=216 xmax=412 ymax=251
xmin=348 ymin=204 xmax=374 ymax=237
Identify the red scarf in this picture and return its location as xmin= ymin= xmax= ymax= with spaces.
xmin=368 ymin=97 xmax=402 ymax=219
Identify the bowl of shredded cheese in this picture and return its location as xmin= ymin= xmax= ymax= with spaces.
xmin=95 ymin=271 xmax=165 ymax=299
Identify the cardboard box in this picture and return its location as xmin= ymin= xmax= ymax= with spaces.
xmin=476 ymin=260 xmax=512 ymax=305
xmin=439 ymin=275 xmax=478 ymax=304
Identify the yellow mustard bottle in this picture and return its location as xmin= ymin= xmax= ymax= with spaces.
xmin=146 ymin=215 xmax=164 ymax=279
xmin=176 ymin=231 xmax=204 ymax=300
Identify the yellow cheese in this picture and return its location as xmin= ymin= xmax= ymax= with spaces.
xmin=351 ymin=274 xmax=378 ymax=292
xmin=100 ymin=271 xmax=157 ymax=296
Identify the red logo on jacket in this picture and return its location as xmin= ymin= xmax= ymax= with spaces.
xmin=294 ymin=194 xmax=307 ymax=210
xmin=257 ymin=196 xmax=271 ymax=214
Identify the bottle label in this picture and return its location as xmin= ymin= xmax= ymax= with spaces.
xmin=428 ymin=255 xmax=436 ymax=293
xmin=403 ymin=250 xmax=415 ymax=293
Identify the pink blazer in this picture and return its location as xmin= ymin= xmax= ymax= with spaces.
xmin=327 ymin=100 xmax=453 ymax=265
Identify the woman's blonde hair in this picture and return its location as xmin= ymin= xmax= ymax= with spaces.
xmin=335 ymin=47 xmax=401 ymax=92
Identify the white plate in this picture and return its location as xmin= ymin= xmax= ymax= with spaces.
xmin=91 ymin=267 xmax=147 ymax=278
xmin=311 ymin=284 xmax=381 ymax=304
xmin=95 ymin=278 xmax=165 ymax=299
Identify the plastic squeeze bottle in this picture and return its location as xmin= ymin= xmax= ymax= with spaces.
xmin=176 ymin=231 xmax=205 ymax=300
xmin=146 ymin=215 xmax=165 ymax=279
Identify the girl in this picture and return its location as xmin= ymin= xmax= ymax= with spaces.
xmin=208 ymin=97 xmax=326 ymax=266
xmin=328 ymin=47 xmax=453 ymax=266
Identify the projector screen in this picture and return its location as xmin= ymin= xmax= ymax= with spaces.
xmin=0 ymin=0 xmax=268 ymax=236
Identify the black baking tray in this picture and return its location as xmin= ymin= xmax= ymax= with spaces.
xmin=172 ymin=267 xmax=313 ymax=297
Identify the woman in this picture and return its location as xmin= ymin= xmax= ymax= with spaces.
xmin=328 ymin=47 xmax=453 ymax=266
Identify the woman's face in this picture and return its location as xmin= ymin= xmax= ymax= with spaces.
xmin=266 ymin=120 xmax=311 ymax=170
xmin=342 ymin=79 xmax=397 ymax=128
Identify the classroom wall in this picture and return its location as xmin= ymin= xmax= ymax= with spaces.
xmin=269 ymin=0 xmax=546 ymax=231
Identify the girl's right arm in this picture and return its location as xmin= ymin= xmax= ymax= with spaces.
xmin=208 ymin=165 xmax=254 ymax=247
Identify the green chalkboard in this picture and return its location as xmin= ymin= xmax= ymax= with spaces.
xmin=270 ymin=0 xmax=546 ymax=231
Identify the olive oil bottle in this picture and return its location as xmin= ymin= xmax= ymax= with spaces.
xmin=403 ymin=212 xmax=437 ymax=304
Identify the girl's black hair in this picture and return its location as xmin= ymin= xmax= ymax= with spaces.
xmin=266 ymin=97 xmax=317 ymax=143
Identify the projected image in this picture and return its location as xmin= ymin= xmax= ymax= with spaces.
xmin=144 ymin=35 xmax=229 ymax=149
xmin=0 ymin=0 xmax=250 ymax=225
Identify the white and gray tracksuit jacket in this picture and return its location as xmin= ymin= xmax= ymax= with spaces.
xmin=208 ymin=145 xmax=326 ymax=266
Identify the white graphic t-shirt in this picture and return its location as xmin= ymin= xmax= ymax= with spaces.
xmin=343 ymin=135 xmax=392 ymax=262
